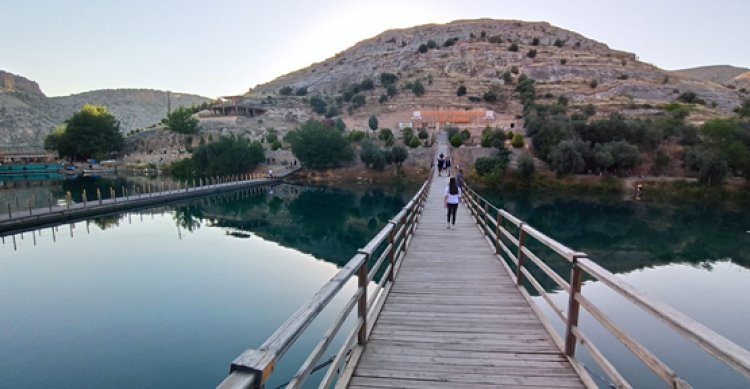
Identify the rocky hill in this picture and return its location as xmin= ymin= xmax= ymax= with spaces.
xmin=671 ymin=65 xmax=749 ymax=86
xmin=247 ymin=19 xmax=745 ymax=126
xmin=0 ymin=70 xmax=210 ymax=147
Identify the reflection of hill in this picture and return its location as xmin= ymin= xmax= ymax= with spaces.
xmin=173 ymin=184 xmax=414 ymax=266
xmin=482 ymin=192 xmax=750 ymax=286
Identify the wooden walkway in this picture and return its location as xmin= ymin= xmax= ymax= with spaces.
xmin=347 ymin=172 xmax=586 ymax=388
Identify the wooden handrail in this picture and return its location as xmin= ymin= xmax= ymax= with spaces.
xmin=463 ymin=184 xmax=750 ymax=386
xmin=217 ymin=170 xmax=433 ymax=389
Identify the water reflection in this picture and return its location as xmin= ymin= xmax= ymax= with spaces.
xmin=1 ymin=184 xmax=415 ymax=268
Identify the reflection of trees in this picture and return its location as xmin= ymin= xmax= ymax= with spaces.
xmin=92 ymin=215 xmax=121 ymax=230
xmin=173 ymin=205 xmax=204 ymax=232
xmin=480 ymin=190 xmax=750 ymax=294
xmin=288 ymin=189 xmax=356 ymax=239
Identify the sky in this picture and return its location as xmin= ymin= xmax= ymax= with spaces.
xmin=1 ymin=0 xmax=748 ymax=98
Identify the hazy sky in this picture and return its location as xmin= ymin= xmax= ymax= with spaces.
xmin=1 ymin=0 xmax=748 ymax=98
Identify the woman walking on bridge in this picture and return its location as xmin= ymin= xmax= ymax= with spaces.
xmin=444 ymin=176 xmax=461 ymax=229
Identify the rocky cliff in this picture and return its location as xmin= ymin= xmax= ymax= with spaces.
xmin=248 ymin=19 xmax=745 ymax=123
xmin=0 ymin=70 xmax=210 ymax=147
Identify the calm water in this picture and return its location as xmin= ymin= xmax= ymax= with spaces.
xmin=1 ymin=179 xmax=749 ymax=388
xmin=480 ymin=190 xmax=750 ymax=388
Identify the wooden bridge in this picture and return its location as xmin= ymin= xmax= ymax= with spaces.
xmin=217 ymin=159 xmax=750 ymax=388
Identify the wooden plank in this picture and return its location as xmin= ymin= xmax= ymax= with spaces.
xmin=344 ymin=168 xmax=585 ymax=389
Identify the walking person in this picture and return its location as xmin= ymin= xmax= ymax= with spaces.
xmin=444 ymin=176 xmax=461 ymax=229
xmin=456 ymin=168 xmax=465 ymax=189
xmin=437 ymin=153 xmax=445 ymax=177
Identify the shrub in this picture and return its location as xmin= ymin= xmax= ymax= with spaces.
xmin=554 ymin=38 xmax=564 ymax=47
xmin=380 ymin=72 xmax=398 ymax=86
xmin=426 ymin=39 xmax=437 ymax=49
xmin=511 ymin=66 xmax=519 ymax=74
xmin=443 ymin=37 xmax=459 ymax=47
xmin=190 ymin=136 xmax=265 ymax=177
xmin=488 ymin=35 xmax=503 ymax=44
xmin=517 ymin=153 xmax=536 ymax=181
xmin=266 ymin=133 xmax=278 ymax=143
xmin=460 ymin=129 xmax=471 ymax=140
xmin=508 ymin=43 xmax=519 ymax=52
xmin=456 ymin=85 xmax=467 ymax=96
xmin=549 ymin=140 xmax=585 ymax=175
xmin=738 ymin=97 xmax=750 ymax=118
xmin=360 ymin=78 xmax=374 ymax=91
xmin=309 ymin=96 xmax=327 ymax=114
xmin=378 ymin=128 xmax=393 ymax=142
xmin=386 ymin=84 xmax=398 ymax=97
xmin=379 ymin=94 xmax=388 ymax=104
xmin=511 ymin=133 xmax=525 ymax=148
xmin=411 ymin=80 xmax=425 ymax=96
xmin=334 ymin=118 xmax=346 ymax=131
xmin=294 ymin=87 xmax=308 ymax=96
xmin=483 ymin=90 xmax=497 ymax=103
xmin=271 ymin=140 xmax=282 ymax=150
xmin=531 ymin=37 xmax=540 ymax=46
xmin=481 ymin=126 xmax=506 ymax=149
xmin=409 ymin=136 xmax=421 ymax=148
xmin=417 ymin=44 xmax=428 ymax=53
xmin=677 ymin=91 xmax=705 ymax=105
xmin=351 ymin=94 xmax=366 ymax=108
xmin=444 ymin=126 xmax=460 ymax=140
xmin=468 ymin=96 xmax=481 ymax=103
xmin=526 ymin=49 xmax=538 ymax=58
xmin=349 ymin=130 xmax=366 ymax=142
xmin=503 ymin=72 xmax=512 ymax=84
xmin=418 ymin=129 xmax=429 ymax=139
xmin=279 ymin=86 xmax=292 ymax=96
xmin=402 ymin=127 xmax=414 ymax=142
xmin=449 ymin=134 xmax=463 ymax=147
xmin=475 ymin=156 xmax=508 ymax=177
xmin=589 ymin=79 xmax=598 ymax=89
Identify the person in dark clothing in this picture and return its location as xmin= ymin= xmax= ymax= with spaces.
xmin=444 ymin=176 xmax=461 ymax=229
xmin=437 ymin=153 xmax=445 ymax=176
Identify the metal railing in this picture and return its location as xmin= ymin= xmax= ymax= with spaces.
xmin=462 ymin=184 xmax=750 ymax=389
xmin=217 ymin=171 xmax=434 ymax=389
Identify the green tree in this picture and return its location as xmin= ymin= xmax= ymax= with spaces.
xmin=271 ymin=140 xmax=283 ymax=150
xmin=386 ymin=84 xmax=398 ymax=97
xmin=475 ymin=156 xmax=509 ymax=179
xmin=449 ymin=134 xmax=464 ymax=147
xmin=46 ymin=104 xmax=124 ymax=161
xmin=554 ymin=38 xmax=564 ymax=47
xmin=527 ymin=49 xmax=537 ymax=58
xmin=417 ymin=44 xmax=428 ymax=53
xmin=460 ymin=129 xmax=471 ymax=140
xmin=737 ymin=97 xmax=750 ymax=118
xmin=189 ymin=136 xmax=265 ymax=177
xmin=426 ymin=39 xmax=437 ymax=49
xmin=456 ymin=85 xmax=467 ymax=96
xmin=368 ymin=114 xmax=379 ymax=132
xmin=352 ymin=94 xmax=366 ymax=108
xmin=508 ymin=43 xmax=519 ymax=52
xmin=163 ymin=107 xmax=199 ymax=134
xmin=549 ymin=140 xmax=585 ymax=176
xmin=418 ymin=129 xmax=429 ymax=140
xmin=389 ymin=145 xmax=408 ymax=165
xmin=288 ymin=120 xmax=354 ymax=169
xmin=409 ymin=137 xmax=420 ymax=148
xmin=295 ymin=87 xmax=308 ymax=96
xmin=360 ymin=140 xmax=386 ymax=170
xmin=481 ymin=126 xmax=506 ymax=149
xmin=402 ymin=127 xmax=414 ymax=144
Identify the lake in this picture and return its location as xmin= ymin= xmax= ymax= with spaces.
xmin=1 ymin=178 xmax=748 ymax=388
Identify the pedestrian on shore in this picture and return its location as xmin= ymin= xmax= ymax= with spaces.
xmin=437 ymin=153 xmax=445 ymax=176
xmin=444 ymin=176 xmax=461 ymax=229
xmin=445 ymin=157 xmax=451 ymax=175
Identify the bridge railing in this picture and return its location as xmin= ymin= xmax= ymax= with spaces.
xmin=217 ymin=171 xmax=434 ymax=389
xmin=462 ymin=185 xmax=750 ymax=388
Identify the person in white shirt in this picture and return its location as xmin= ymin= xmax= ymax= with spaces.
xmin=444 ymin=176 xmax=461 ymax=229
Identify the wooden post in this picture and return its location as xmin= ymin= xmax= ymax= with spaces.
xmin=82 ymin=190 xmax=87 ymax=207
xmin=110 ymin=187 xmax=116 ymax=202
xmin=66 ymin=191 xmax=72 ymax=209
xmin=565 ymin=258 xmax=584 ymax=356
xmin=483 ymin=203 xmax=490 ymax=236
xmin=48 ymin=193 xmax=53 ymax=212
xmin=516 ymin=225 xmax=527 ymax=286
xmin=357 ymin=253 xmax=369 ymax=345
xmin=7 ymin=202 xmax=13 ymax=219
xmin=495 ymin=212 xmax=503 ymax=254
xmin=27 ymin=199 xmax=32 ymax=216
xmin=121 ymin=186 xmax=125 ymax=200
xmin=97 ymin=188 xmax=102 ymax=204
xmin=388 ymin=222 xmax=396 ymax=282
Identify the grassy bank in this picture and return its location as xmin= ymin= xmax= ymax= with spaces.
xmin=644 ymin=180 xmax=750 ymax=205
